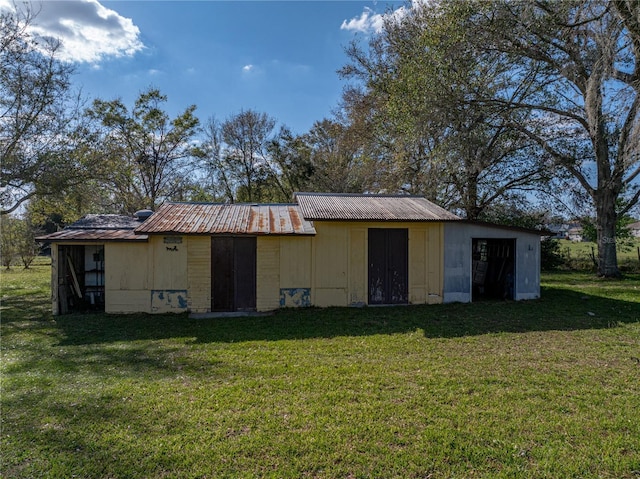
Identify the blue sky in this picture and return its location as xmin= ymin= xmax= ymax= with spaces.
xmin=3 ymin=0 xmax=405 ymax=134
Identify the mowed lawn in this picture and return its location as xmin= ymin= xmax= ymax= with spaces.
xmin=1 ymin=261 xmax=639 ymax=478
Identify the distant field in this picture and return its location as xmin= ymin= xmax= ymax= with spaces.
xmin=556 ymin=238 xmax=640 ymax=271
xmin=1 ymin=260 xmax=639 ymax=478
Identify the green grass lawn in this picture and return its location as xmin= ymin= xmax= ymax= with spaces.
xmin=1 ymin=260 xmax=639 ymax=478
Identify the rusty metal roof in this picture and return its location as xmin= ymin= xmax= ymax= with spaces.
xmin=37 ymin=228 xmax=148 ymax=242
xmin=64 ymin=214 xmax=142 ymax=230
xmin=134 ymin=203 xmax=316 ymax=235
xmin=294 ymin=193 xmax=461 ymax=221
xmin=36 ymin=214 xmax=149 ymax=242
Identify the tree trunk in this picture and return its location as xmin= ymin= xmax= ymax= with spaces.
xmin=595 ymin=190 xmax=620 ymax=277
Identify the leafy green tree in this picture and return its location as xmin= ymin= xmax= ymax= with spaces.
xmin=196 ymin=116 xmax=234 ymax=202
xmin=473 ymin=0 xmax=639 ymax=277
xmin=15 ymin=214 xmax=40 ymax=268
xmin=303 ymin=118 xmax=376 ymax=194
xmin=265 ymin=127 xmax=314 ymax=201
xmin=197 ymin=110 xmax=278 ymax=203
xmin=0 ymin=214 xmax=40 ymax=269
xmin=221 ymin=109 xmax=276 ymax=203
xmin=1 ymin=5 xmax=89 ymax=215
xmin=541 ymin=237 xmax=566 ymax=271
xmin=581 ymin=214 xmax=635 ymax=252
xmin=339 ymin=0 xmax=546 ymax=217
xmin=0 ymin=215 xmax=17 ymax=269
xmin=88 ymin=87 xmax=200 ymax=212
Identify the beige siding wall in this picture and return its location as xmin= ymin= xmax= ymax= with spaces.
xmin=311 ymin=221 xmax=444 ymax=307
xmin=279 ymin=236 xmax=312 ymax=289
xmin=408 ymin=224 xmax=444 ymax=304
xmin=187 ymin=236 xmax=211 ymax=313
xmin=105 ymin=236 xmax=189 ymax=314
xmin=105 ymin=242 xmax=151 ymax=313
xmin=256 ymin=236 xmax=280 ymax=311
xmin=90 ymin=221 xmax=443 ymax=315
xmin=312 ymin=223 xmax=349 ymax=307
xmin=148 ymin=236 xmax=188 ymax=313
xmin=255 ymin=236 xmax=313 ymax=311
xmin=150 ymin=236 xmax=187 ymax=290
xmin=348 ymin=228 xmax=367 ymax=305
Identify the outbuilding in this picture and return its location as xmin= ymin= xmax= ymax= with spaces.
xmin=38 ymin=193 xmax=541 ymax=315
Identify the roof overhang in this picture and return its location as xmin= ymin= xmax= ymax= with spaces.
xmin=37 ymin=229 xmax=148 ymax=243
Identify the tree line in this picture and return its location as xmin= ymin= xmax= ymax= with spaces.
xmin=1 ymin=1 xmax=639 ymax=277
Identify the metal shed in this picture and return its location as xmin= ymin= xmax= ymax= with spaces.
xmin=443 ymin=222 xmax=541 ymax=303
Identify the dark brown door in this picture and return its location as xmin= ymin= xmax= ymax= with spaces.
xmin=368 ymin=228 xmax=408 ymax=305
xmin=211 ymin=237 xmax=256 ymax=312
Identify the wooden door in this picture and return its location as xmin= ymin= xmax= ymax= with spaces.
xmin=368 ymin=229 xmax=408 ymax=305
xmin=211 ymin=237 xmax=256 ymax=312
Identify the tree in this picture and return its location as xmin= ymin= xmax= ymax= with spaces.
xmin=88 ymin=87 xmax=200 ymax=212
xmin=303 ymin=118 xmax=376 ymax=194
xmin=265 ymin=127 xmax=314 ymax=201
xmin=221 ymin=109 xmax=276 ymax=203
xmin=15 ymin=213 xmax=40 ymax=268
xmin=0 ymin=213 xmax=39 ymax=269
xmin=196 ymin=116 xmax=234 ymax=202
xmin=581 ymin=212 xmax=636 ymax=252
xmin=197 ymin=110 xmax=277 ymax=203
xmin=339 ymin=0 xmax=546 ymax=218
xmin=1 ymin=4 xmax=88 ymax=215
xmin=474 ymin=0 xmax=640 ymax=276
xmin=0 ymin=215 xmax=17 ymax=269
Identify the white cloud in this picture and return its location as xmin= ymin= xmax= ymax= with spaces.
xmin=242 ymin=64 xmax=254 ymax=73
xmin=5 ymin=0 xmax=144 ymax=63
xmin=340 ymin=7 xmax=385 ymax=33
xmin=341 ymin=1 xmax=431 ymax=34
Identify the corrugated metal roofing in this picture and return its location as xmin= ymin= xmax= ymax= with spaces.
xmin=36 ymin=214 xmax=149 ymax=242
xmin=134 ymin=203 xmax=316 ymax=235
xmin=294 ymin=193 xmax=461 ymax=221
xmin=37 ymin=228 xmax=148 ymax=242
xmin=65 ymin=214 xmax=143 ymax=230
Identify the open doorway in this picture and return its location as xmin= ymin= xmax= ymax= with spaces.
xmin=57 ymin=245 xmax=105 ymax=314
xmin=472 ymin=238 xmax=515 ymax=301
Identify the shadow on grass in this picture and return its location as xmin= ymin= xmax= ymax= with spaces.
xmin=24 ymin=284 xmax=634 ymax=346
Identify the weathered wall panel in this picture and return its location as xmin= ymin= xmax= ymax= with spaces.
xmin=312 ymin=222 xmax=348 ymax=307
xmin=349 ymin=228 xmax=366 ymax=305
xmin=105 ymin=242 xmax=150 ymax=313
xmin=107 ymin=290 xmax=151 ymax=314
xmin=105 ymin=243 xmax=149 ymax=291
xmin=427 ymin=226 xmax=444 ymax=303
xmin=150 ymin=235 xmax=187 ymax=291
xmin=151 ymin=290 xmax=188 ymax=313
xmin=256 ymin=237 xmax=280 ymax=311
xmin=311 ymin=221 xmax=445 ymax=307
xmin=313 ymin=223 xmax=348 ymax=290
xmin=409 ymin=228 xmax=427 ymax=304
xmin=279 ymin=236 xmax=312 ymax=289
xmin=187 ymin=236 xmax=211 ymax=313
